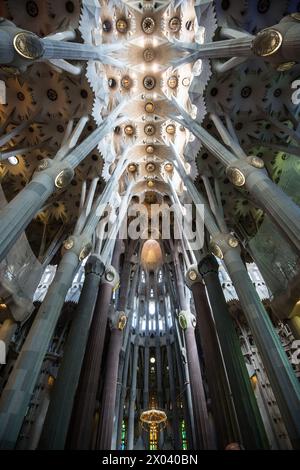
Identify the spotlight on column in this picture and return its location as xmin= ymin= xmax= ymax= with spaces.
xmin=150 ymin=356 xmax=156 ymax=364
xmin=8 ymin=156 xmax=19 ymax=166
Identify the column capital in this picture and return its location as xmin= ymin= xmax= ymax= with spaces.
xmin=102 ymin=265 xmax=120 ymax=289
xmin=0 ymin=19 xmax=44 ymax=71
xmin=35 ymin=158 xmax=75 ymax=189
xmin=226 ymin=157 xmax=265 ymax=188
xmin=85 ymin=254 xmax=105 ymax=277
xmin=62 ymin=234 xmax=92 ymax=261
xmin=185 ymin=265 xmax=202 ymax=289
xmin=178 ymin=310 xmax=196 ymax=330
xmin=252 ymin=15 xmax=300 ymax=71
xmin=209 ymin=233 xmax=240 ymax=261
xmin=110 ymin=310 xmax=127 ymax=331
xmin=198 ymin=254 xmax=219 ymax=277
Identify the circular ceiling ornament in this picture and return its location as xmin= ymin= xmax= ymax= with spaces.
xmin=166 ymin=124 xmax=175 ymax=135
xmin=102 ymin=19 xmax=112 ymax=33
xmin=108 ymin=77 xmax=117 ymax=89
xmin=276 ymin=61 xmax=296 ymax=72
xmin=116 ymin=18 xmax=128 ymax=33
xmin=142 ymin=17 xmax=156 ymax=34
xmin=164 ymin=162 xmax=173 ymax=173
xmin=143 ymin=48 xmax=155 ymax=62
xmin=169 ymin=17 xmax=181 ymax=32
xmin=167 ymin=76 xmax=178 ymax=89
xmin=124 ymin=125 xmax=134 ymax=136
xmin=13 ymin=31 xmax=44 ymax=60
xmin=182 ymin=77 xmax=190 ymax=87
xmin=26 ymin=0 xmax=39 ymax=17
xmin=145 ymin=101 xmax=155 ymax=113
xmin=128 ymin=163 xmax=138 ymax=173
xmin=146 ymin=145 xmax=155 ymax=154
xmin=146 ymin=162 xmax=156 ymax=173
xmin=121 ymin=76 xmax=132 ymax=89
xmin=147 ymin=179 xmax=155 ymax=188
xmin=252 ymin=29 xmax=283 ymax=57
xmin=143 ymin=76 xmax=156 ymax=90
xmin=144 ymin=124 xmax=156 ymax=135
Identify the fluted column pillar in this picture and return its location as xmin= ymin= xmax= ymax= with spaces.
xmin=172 ymin=248 xmax=212 ymax=449
xmin=198 ymin=255 xmax=274 ymax=449
xmin=113 ymin=270 xmax=139 ymax=449
xmin=96 ymin=242 xmax=136 ymax=450
xmin=96 ymin=319 xmax=125 ymax=450
xmin=179 ymin=310 xmax=214 ymax=450
xmin=163 ymin=299 xmax=181 ymax=450
xmin=0 ymin=318 xmax=17 ymax=349
xmin=185 ymin=267 xmax=239 ymax=449
xmin=66 ymin=266 xmax=118 ymax=449
xmin=127 ymin=317 xmax=140 ymax=450
xmin=39 ymin=255 xmax=105 ymax=449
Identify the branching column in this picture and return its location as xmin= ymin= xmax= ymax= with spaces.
xmin=171 ymin=104 xmax=300 ymax=253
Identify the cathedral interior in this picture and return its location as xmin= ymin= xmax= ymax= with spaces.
xmin=0 ymin=0 xmax=300 ymax=451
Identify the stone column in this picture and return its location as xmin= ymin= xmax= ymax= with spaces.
xmin=113 ymin=265 xmax=140 ymax=450
xmin=96 ymin=318 xmax=125 ymax=450
xmin=172 ymin=145 xmax=300 ymax=448
xmin=185 ymin=267 xmax=240 ymax=449
xmin=0 ymin=19 xmax=123 ymax=69
xmin=127 ymin=314 xmax=140 ymax=450
xmin=163 ymin=300 xmax=181 ymax=450
xmin=172 ymin=250 xmax=212 ymax=449
xmin=66 ymin=266 xmax=118 ymax=450
xmin=0 ymin=318 xmax=17 ymax=348
xmin=198 ymin=255 xmax=270 ymax=450
xmin=38 ymin=255 xmax=105 ymax=449
xmin=179 ymin=310 xmax=214 ymax=450
xmin=0 ymin=246 xmax=81 ymax=449
xmin=96 ymin=243 xmax=136 ymax=450
xmin=216 ymin=243 xmax=300 ymax=449
xmin=174 ymin=331 xmax=194 ymax=449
